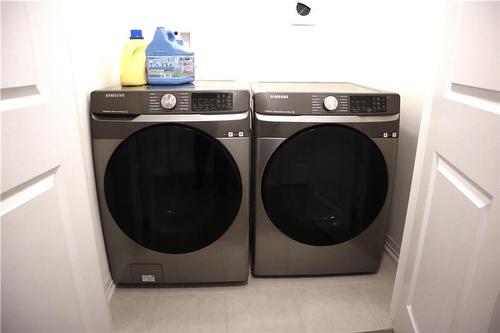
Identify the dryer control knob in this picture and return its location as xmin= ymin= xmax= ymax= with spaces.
xmin=160 ymin=94 xmax=177 ymax=110
xmin=323 ymin=96 xmax=339 ymax=111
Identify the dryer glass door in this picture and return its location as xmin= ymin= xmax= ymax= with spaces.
xmin=104 ymin=124 xmax=242 ymax=254
xmin=262 ymin=124 xmax=388 ymax=246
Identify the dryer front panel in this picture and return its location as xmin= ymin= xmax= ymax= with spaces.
xmin=104 ymin=123 xmax=242 ymax=254
xmin=261 ymin=124 xmax=388 ymax=246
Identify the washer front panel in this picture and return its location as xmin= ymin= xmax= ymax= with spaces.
xmin=261 ymin=124 xmax=388 ymax=246
xmin=104 ymin=123 xmax=242 ymax=254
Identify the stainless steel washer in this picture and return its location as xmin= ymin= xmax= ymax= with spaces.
xmin=251 ymin=82 xmax=399 ymax=276
xmin=90 ymin=81 xmax=251 ymax=285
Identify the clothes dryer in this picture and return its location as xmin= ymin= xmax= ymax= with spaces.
xmin=251 ymin=82 xmax=399 ymax=276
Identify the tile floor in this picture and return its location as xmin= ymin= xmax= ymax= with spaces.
xmin=110 ymin=253 xmax=397 ymax=333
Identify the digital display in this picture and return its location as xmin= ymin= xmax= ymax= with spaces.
xmin=350 ymin=96 xmax=386 ymax=113
xmin=193 ymin=93 xmax=217 ymax=100
xmin=192 ymin=93 xmax=233 ymax=111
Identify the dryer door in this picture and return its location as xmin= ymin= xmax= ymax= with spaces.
xmin=262 ymin=124 xmax=388 ymax=246
xmin=104 ymin=124 xmax=242 ymax=254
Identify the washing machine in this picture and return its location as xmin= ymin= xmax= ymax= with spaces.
xmin=90 ymin=81 xmax=251 ymax=285
xmin=251 ymin=82 xmax=399 ymax=276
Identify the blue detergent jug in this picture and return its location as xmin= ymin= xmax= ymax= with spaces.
xmin=146 ymin=27 xmax=194 ymax=85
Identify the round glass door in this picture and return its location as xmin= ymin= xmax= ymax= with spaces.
xmin=262 ymin=124 xmax=388 ymax=246
xmin=104 ymin=124 xmax=242 ymax=254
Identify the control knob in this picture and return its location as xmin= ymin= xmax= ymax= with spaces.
xmin=323 ymin=96 xmax=338 ymax=111
xmin=160 ymin=93 xmax=177 ymax=110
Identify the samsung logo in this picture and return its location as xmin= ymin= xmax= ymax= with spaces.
xmin=270 ymin=94 xmax=288 ymax=99
xmin=105 ymin=93 xmax=125 ymax=98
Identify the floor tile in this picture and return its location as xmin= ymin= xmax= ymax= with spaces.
xmin=375 ymin=255 xmax=397 ymax=287
xmin=150 ymin=293 xmax=227 ymax=333
xmin=110 ymin=290 xmax=156 ymax=333
xmin=292 ymin=285 xmax=382 ymax=333
xmin=225 ymin=289 xmax=304 ymax=333
xmin=354 ymin=282 xmax=394 ymax=329
xmin=110 ymin=253 xmax=398 ymax=333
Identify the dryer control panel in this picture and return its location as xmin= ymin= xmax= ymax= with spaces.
xmin=254 ymin=93 xmax=399 ymax=116
xmin=252 ymin=82 xmax=399 ymax=116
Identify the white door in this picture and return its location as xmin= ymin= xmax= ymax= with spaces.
xmin=392 ymin=2 xmax=500 ymax=332
xmin=1 ymin=2 xmax=112 ymax=332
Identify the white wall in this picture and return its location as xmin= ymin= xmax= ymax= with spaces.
xmin=63 ymin=0 xmax=443 ymax=287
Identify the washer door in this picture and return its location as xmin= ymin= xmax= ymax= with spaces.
xmin=262 ymin=124 xmax=388 ymax=246
xmin=104 ymin=124 xmax=242 ymax=254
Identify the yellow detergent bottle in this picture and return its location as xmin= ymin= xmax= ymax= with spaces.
xmin=120 ymin=29 xmax=147 ymax=86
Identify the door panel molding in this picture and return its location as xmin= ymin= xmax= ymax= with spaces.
xmin=436 ymin=154 xmax=492 ymax=208
xmin=446 ymin=84 xmax=500 ymax=115
xmin=0 ymin=166 xmax=58 ymax=217
xmin=0 ymin=85 xmax=40 ymax=101
xmin=406 ymin=153 xmax=439 ymax=307
xmin=1 ymin=99 xmax=60 ymax=192
xmin=406 ymin=305 xmax=421 ymax=333
xmin=406 ymin=152 xmax=493 ymax=332
xmin=0 ymin=91 xmax=47 ymax=113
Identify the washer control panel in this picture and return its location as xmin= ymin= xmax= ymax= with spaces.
xmin=312 ymin=95 xmax=348 ymax=113
xmin=160 ymin=93 xmax=177 ymax=109
xmin=323 ymin=96 xmax=339 ymax=111
xmin=149 ymin=92 xmax=234 ymax=112
xmin=90 ymin=88 xmax=249 ymax=116
xmin=149 ymin=92 xmax=189 ymax=112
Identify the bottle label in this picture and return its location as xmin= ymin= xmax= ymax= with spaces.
xmin=146 ymin=55 xmax=194 ymax=79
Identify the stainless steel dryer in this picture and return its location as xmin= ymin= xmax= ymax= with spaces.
xmin=90 ymin=81 xmax=250 ymax=285
xmin=251 ymin=82 xmax=399 ymax=276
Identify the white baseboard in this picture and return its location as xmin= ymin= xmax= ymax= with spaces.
xmin=105 ymin=274 xmax=115 ymax=303
xmin=384 ymin=234 xmax=401 ymax=263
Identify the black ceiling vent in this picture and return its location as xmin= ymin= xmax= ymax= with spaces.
xmin=296 ymin=2 xmax=311 ymax=16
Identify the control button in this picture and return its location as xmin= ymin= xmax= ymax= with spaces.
xmin=323 ymin=96 xmax=339 ymax=111
xmin=160 ymin=94 xmax=177 ymax=110
xmin=392 ymin=132 xmax=397 ymax=138
xmin=228 ymin=132 xmax=234 ymax=137
xmin=238 ymin=131 xmax=244 ymax=137
xmin=383 ymin=133 xmax=388 ymax=138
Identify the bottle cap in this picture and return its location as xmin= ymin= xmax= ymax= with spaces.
xmin=130 ymin=29 xmax=144 ymax=39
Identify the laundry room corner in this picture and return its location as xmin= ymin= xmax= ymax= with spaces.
xmin=60 ymin=0 xmax=446 ymax=276
xmin=4 ymin=1 xmax=498 ymax=332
